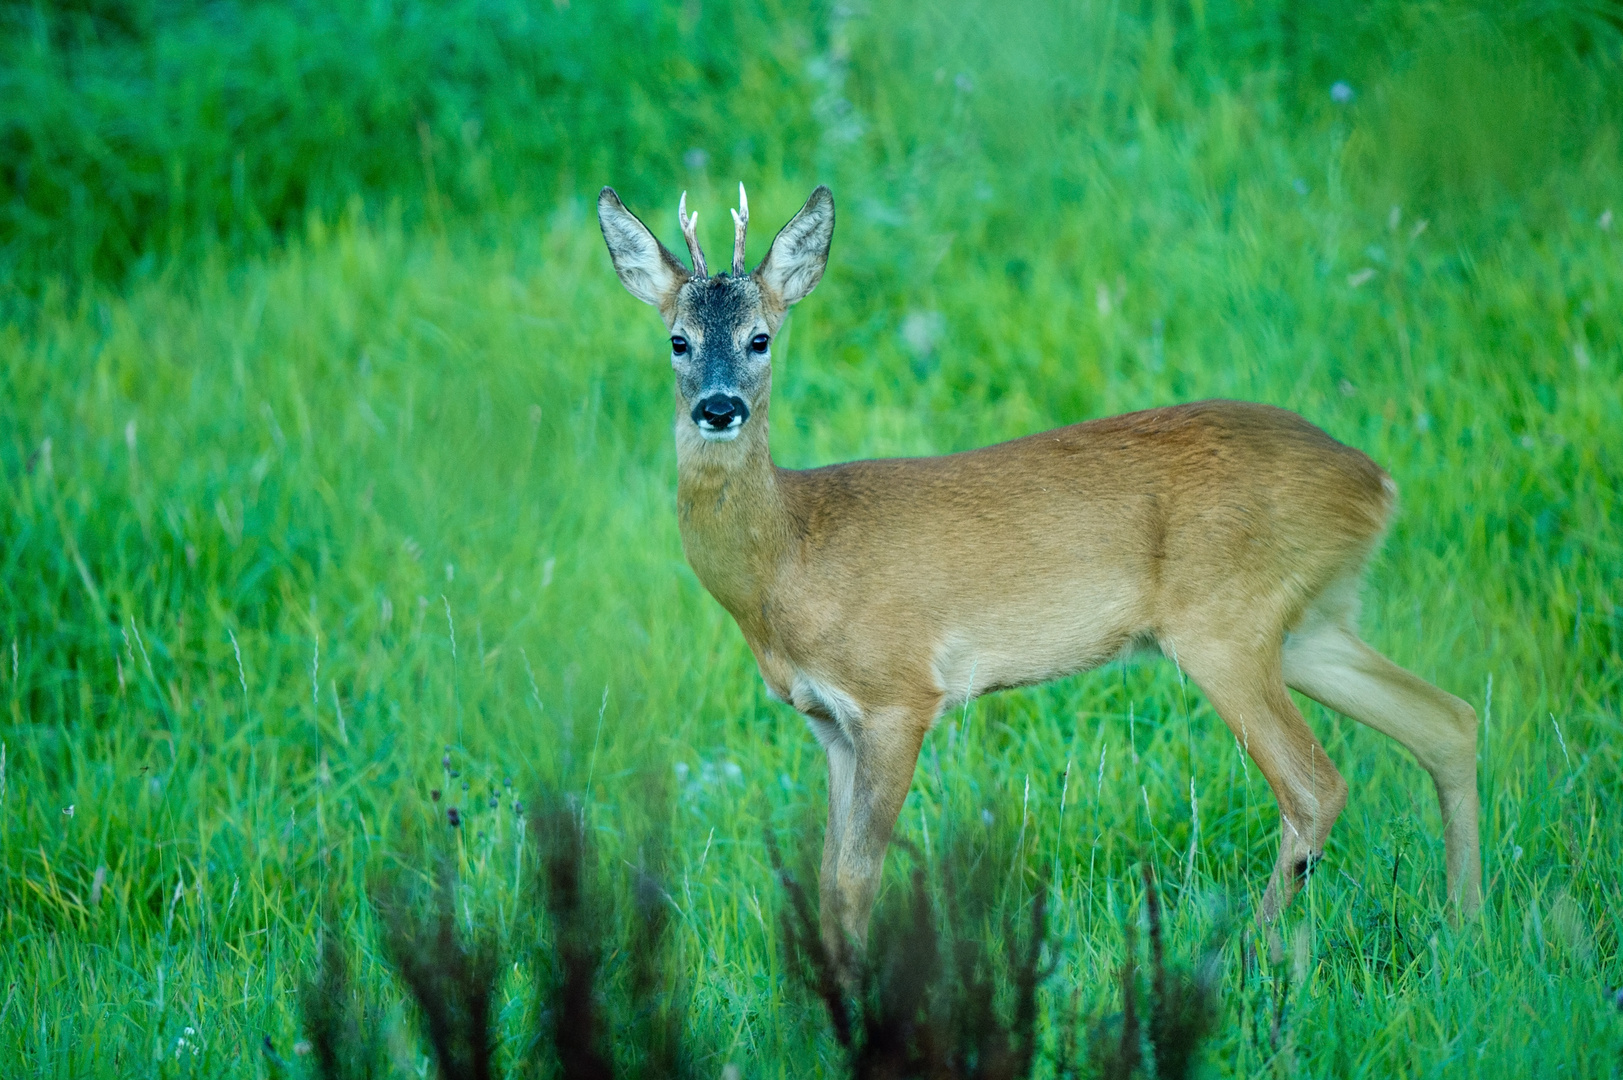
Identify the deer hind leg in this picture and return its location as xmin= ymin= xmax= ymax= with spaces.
xmin=1282 ymin=618 xmax=1481 ymax=917
xmin=1178 ymin=643 xmax=1349 ymax=921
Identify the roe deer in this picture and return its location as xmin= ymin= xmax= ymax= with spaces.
xmin=597 ymin=183 xmax=1482 ymax=958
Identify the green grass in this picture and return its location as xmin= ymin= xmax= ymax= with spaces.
xmin=3 ymin=0 xmax=1622 ymax=1075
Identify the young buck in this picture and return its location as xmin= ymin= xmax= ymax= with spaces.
xmin=597 ymin=183 xmax=1482 ymax=957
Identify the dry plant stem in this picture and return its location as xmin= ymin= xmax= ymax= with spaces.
xmin=302 ymin=798 xmax=689 ymax=1080
xmin=770 ymin=830 xmax=1060 ymax=1080
xmin=1116 ymin=922 xmax=1143 ymax=1080
xmin=377 ymin=877 xmax=499 ymax=1080
xmin=535 ymin=803 xmax=616 ymax=1080
xmin=765 ymin=829 xmax=853 ymax=1046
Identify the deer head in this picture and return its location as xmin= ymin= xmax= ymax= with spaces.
xmin=598 ymin=184 xmax=835 ymax=441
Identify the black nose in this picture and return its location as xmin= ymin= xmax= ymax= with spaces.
xmin=692 ymin=394 xmax=749 ymax=430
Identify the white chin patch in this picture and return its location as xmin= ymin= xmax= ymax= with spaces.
xmin=698 ymin=423 xmax=743 ymax=442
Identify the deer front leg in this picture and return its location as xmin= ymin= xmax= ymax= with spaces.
xmin=814 ymin=707 xmax=927 ymax=969
xmin=808 ymin=717 xmax=858 ymax=968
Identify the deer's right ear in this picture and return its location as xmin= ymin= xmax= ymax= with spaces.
xmin=598 ymin=188 xmax=690 ymax=314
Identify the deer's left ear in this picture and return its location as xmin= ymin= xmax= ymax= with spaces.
xmin=754 ymin=185 xmax=835 ymax=310
xmin=598 ymin=188 xmax=690 ymax=316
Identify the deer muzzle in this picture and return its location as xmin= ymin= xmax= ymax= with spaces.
xmin=692 ymin=393 xmax=749 ymax=440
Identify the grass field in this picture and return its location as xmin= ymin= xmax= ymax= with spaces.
xmin=3 ymin=0 xmax=1622 ymax=1075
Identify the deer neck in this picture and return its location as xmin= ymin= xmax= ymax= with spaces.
xmin=673 ymin=398 xmax=791 ymax=634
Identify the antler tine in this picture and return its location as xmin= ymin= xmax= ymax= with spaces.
xmin=678 ymin=191 xmax=708 ymax=278
xmin=730 ymin=182 xmax=749 ymax=276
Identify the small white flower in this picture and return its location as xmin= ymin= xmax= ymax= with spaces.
xmin=1330 ymin=81 xmax=1354 ymax=103
xmin=172 ymin=1026 xmax=203 ymax=1058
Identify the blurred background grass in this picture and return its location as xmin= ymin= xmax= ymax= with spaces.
xmin=6 ymin=0 xmax=1622 ymax=295
xmin=2 ymin=0 xmax=1622 ymax=1075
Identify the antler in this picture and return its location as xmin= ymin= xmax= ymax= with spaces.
xmin=730 ymin=182 xmax=749 ymax=276
xmin=678 ymin=191 xmax=708 ymax=278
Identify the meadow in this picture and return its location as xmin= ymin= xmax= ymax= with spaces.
xmin=2 ymin=0 xmax=1621 ymax=1075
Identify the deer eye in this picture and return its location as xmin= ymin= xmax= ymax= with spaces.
xmin=750 ymin=334 xmax=770 ymax=353
xmin=670 ymin=336 xmax=688 ymax=355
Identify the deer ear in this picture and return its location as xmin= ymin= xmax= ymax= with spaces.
xmin=755 ymin=186 xmax=834 ymax=309
xmin=598 ymin=188 xmax=690 ymax=312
